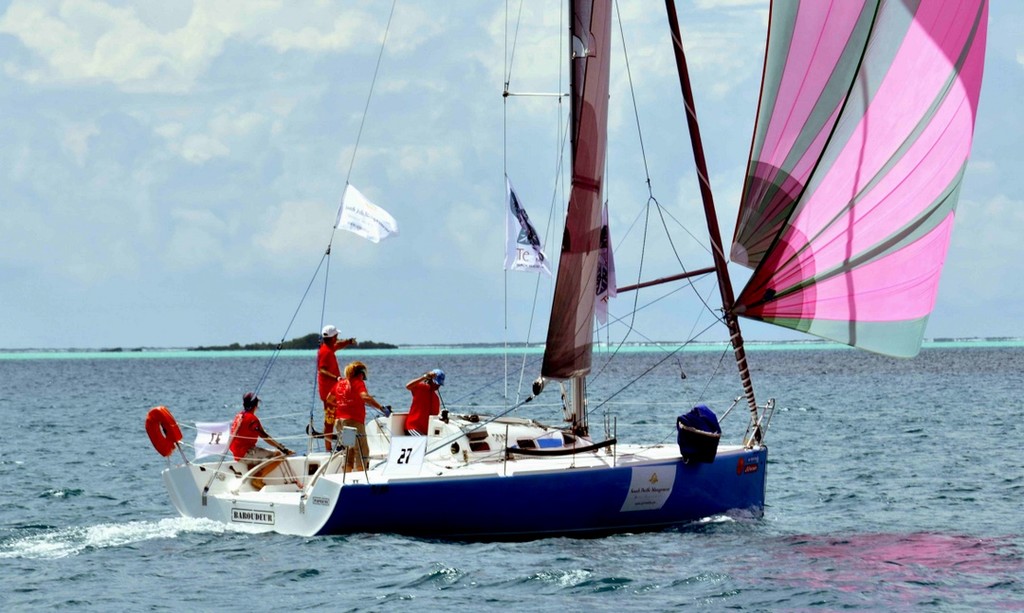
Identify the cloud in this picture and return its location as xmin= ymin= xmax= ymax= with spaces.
xmin=0 ymin=0 xmax=223 ymax=92
xmin=0 ymin=0 xmax=391 ymax=93
xmin=381 ymin=5 xmax=447 ymax=56
xmin=394 ymin=144 xmax=462 ymax=177
xmin=60 ymin=122 xmax=100 ymax=167
xmin=967 ymin=158 xmax=996 ymax=176
xmin=155 ymin=109 xmax=269 ymax=163
xmin=479 ymin=3 xmax=560 ymax=93
xmin=264 ymin=10 xmax=381 ymax=54
xmin=161 ymin=207 xmax=231 ymax=272
xmin=64 ymin=236 xmax=141 ymax=282
xmin=178 ymin=133 xmax=230 ymax=164
xmin=0 ymin=0 xmax=1019 ymax=349
xmin=446 ymin=200 xmax=501 ymax=273
xmin=950 ymin=193 xmax=1023 ymax=292
xmin=162 ymin=225 xmax=228 ymax=272
xmin=695 ymin=0 xmax=765 ymax=8
xmin=254 ymin=199 xmax=334 ymax=267
xmin=170 ymin=207 xmax=229 ymax=233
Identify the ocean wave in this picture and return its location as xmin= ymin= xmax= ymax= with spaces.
xmin=0 ymin=517 xmax=245 ymax=560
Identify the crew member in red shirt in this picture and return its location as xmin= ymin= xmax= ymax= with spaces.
xmin=331 ymin=361 xmax=386 ymax=472
xmin=229 ymin=392 xmax=293 ymax=490
xmin=404 ymin=369 xmax=445 ymax=435
xmin=317 ymin=324 xmax=355 ymax=452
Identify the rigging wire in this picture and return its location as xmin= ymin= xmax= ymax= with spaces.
xmin=329 ymin=0 xmax=399 ymax=251
xmin=615 ymin=0 xmax=719 ymax=321
xmin=583 ymin=0 xmax=737 ymax=414
xmin=460 ymin=2 xmax=738 ymax=439
xmin=589 ymin=318 xmax=720 ymax=416
xmin=503 ymin=0 xmax=568 ymax=406
xmin=589 ymin=276 xmax=729 ymax=407
xmin=309 ymin=242 xmax=333 ymax=436
xmin=245 ymin=0 xmax=398 ymax=441
xmin=615 ymin=0 xmax=653 ymax=194
xmin=585 ymin=2 xmax=670 ymax=384
xmin=252 ymin=250 xmax=331 ymax=395
xmin=503 ymin=0 xmax=526 ymax=91
xmin=608 ymin=0 xmax=666 ymax=353
xmin=501 ymin=0 xmax=525 ymax=408
xmin=517 ymin=100 xmax=571 ymax=404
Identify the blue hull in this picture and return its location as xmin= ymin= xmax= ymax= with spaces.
xmin=317 ymin=446 xmax=767 ymax=539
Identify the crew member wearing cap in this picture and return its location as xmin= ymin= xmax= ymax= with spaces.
xmin=331 ymin=361 xmax=386 ymax=472
xmin=229 ymin=392 xmax=294 ymax=490
xmin=316 ymin=324 xmax=355 ymax=452
xmin=404 ymin=369 xmax=445 ymax=436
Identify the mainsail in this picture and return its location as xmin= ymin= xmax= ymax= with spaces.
xmin=732 ymin=0 xmax=988 ymax=357
xmin=542 ymin=0 xmax=613 ymax=380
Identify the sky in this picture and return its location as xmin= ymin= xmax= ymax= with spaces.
xmin=0 ymin=0 xmax=1021 ymax=350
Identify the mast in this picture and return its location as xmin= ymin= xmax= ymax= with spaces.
xmin=541 ymin=0 xmax=613 ymax=436
xmin=664 ymin=0 xmax=760 ymax=443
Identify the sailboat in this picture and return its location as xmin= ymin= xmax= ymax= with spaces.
xmin=146 ymin=0 xmax=988 ymax=539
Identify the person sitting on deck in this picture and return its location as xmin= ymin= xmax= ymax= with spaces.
xmin=229 ymin=392 xmax=293 ymax=490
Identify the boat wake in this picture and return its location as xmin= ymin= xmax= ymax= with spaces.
xmin=0 ymin=517 xmax=255 ymax=560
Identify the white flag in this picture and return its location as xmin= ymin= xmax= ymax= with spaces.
xmin=504 ymin=177 xmax=551 ymax=276
xmin=337 ymin=183 xmax=399 ymax=243
xmin=195 ymin=421 xmax=231 ymax=458
xmin=596 ymin=201 xmax=617 ymax=324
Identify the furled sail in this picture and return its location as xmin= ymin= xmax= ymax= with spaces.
xmin=732 ymin=0 xmax=988 ymax=357
xmin=542 ymin=0 xmax=612 ymax=379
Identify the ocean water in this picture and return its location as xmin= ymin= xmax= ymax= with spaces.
xmin=1 ymin=345 xmax=1022 ymax=610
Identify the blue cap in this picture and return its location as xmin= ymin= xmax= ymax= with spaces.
xmin=430 ymin=369 xmax=445 ymax=386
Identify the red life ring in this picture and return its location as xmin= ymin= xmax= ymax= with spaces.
xmin=146 ymin=406 xmax=182 ymax=457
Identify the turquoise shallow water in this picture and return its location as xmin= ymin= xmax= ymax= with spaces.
xmin=1 ymin=345 xmax=1022 ymax=610
xmin=4 ymin=337 xmax=1021 ymax=360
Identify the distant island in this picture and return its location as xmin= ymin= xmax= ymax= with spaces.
xmin=4 ymin=336 xmax=1022 ymax=354
xmin=191 ymin=333 xmax=397 ymax=351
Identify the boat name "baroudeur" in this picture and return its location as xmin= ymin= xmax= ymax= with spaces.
xmin=231 ymin=508 xmax=275 ymax=524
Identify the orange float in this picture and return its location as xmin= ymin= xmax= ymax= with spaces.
xmin=146 ymin=406 xmax=182 ymax=457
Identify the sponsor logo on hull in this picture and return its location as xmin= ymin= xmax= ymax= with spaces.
xmin=620 ymin=466 xmax=676 ymax=512
xmin=737 ymin=455 xmax=760 ymax=475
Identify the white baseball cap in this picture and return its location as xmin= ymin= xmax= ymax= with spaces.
xmin=321 ymin=324 xmax=339 ymax=338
